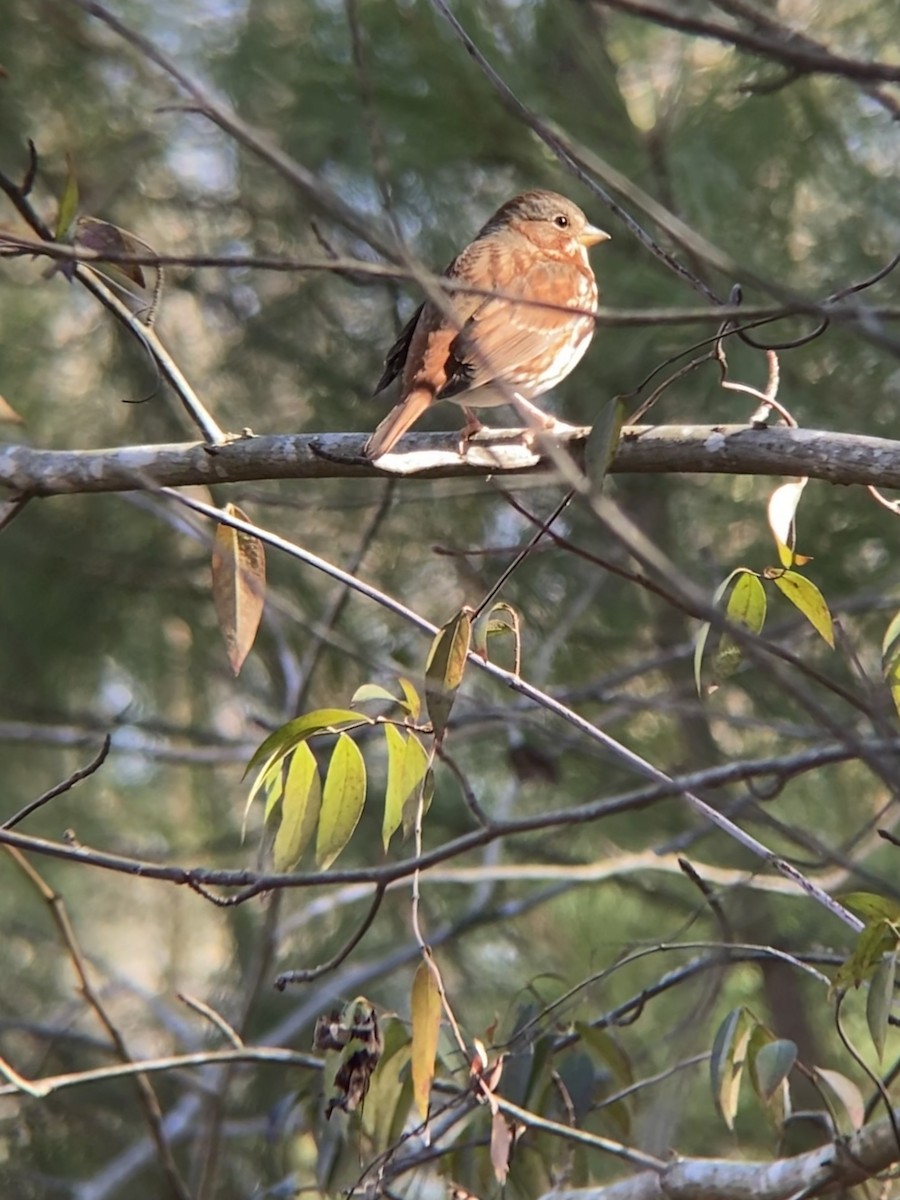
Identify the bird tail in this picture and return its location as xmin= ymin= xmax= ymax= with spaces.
xmin=364 ymin=390 xmax=434 ymax=460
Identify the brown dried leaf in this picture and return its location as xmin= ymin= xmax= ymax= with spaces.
xmin=490 ymin=1110 xmax=513 ymax=1183
xmin=0 ymin=395 xmax=24 ymax=424
xmin=211 ymin=503 xmax=266 ymax=675
xmin=75 ymin=215 xmax=147 ymax=286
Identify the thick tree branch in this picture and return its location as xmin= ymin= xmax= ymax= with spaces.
xmin=541 ymin=1099 xmax=900 ymax=1199
xmin=3 ymin=425 xmax=900 ymax=496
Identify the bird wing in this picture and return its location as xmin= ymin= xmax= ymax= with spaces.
xmin=439 ymin=254 xmax=588 ymax=400
xmin=373 ymin=303 xmax=425 ymax=395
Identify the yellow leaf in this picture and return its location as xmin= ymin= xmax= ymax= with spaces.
xmin=472 ymin=602 xmax=521 ymax=673
xmin=882 ymin=612 xmax=900 ymax=720
xmin=425 ymin=609 xmax=472 ymax=743
xmin=767 ymin=478 xmax=808 ymax=568
xmin=400 ymin=740 xmax=432 ymax=841
xmin=244 ymin=708 xmax=367 ymax=780
xmin=55 ymin=152 xmax=79 ymax=240
xmin=382 ymin=726 xmax=430 ymax=850
xmin=361 ymin=1020 xmax=412 ymax=1152
xmin=272 ymin=744 xmax=321 ymax=871
xmin=715 ymin=571 xmax=767 ymax=681
xmin=710 ymin=1007 xmax=754 ymax=1130
xmin=411 ymin=961 xmax=441 ymax=1119
xmin=241 ymin=753 xmax=281 ymax=840
xmin=211 ymin=503 xmax=266 ymax=675
xmin=694 ymin=569 xmax=753 ymax=696
xmin=398 ymin=676 xmax=422 ymax=720
xmin=769 ymin=569 xmax=834 ymax=647
xmin=316 ymin=734 xmax=367 ymax=870
xmin=351 ymin=683 xmax=403 ymax=708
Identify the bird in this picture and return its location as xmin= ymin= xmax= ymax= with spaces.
xmin=364 ymin=189 xmax=610 ymax=460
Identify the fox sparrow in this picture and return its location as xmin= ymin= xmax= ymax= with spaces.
xmin=364 ymin=189 xmax=610 ymax=460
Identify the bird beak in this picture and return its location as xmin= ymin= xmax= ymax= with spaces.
xmin=578 ymin=224 xmax=611 ymax=247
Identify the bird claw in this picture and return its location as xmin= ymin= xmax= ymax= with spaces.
xmin=457 ymin=407 xmax=485 ymax=456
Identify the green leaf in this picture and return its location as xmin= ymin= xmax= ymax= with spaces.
xmin=381 ymin=724 xmax=407 ymax=851
xmin=694 ymin=569 xmax=750 ymax=696
xmin=838 ymin=892 xmax=900 ymax=923
xmin=401 ymin=749 xmax=432 ymax=840
xmin=411 ymin=961 xmax=441 ymax=1119
xmin=55 ymin=153 xmax=79 ymax=240
xmin=710 ymin=1006 xmax=755 ymax=1130
xmin=575 ymin=1023 xmax=633 ymax=1088
xmin=585 ymin=396 xmax=627 ymax=495
xmin=523 ymin=1034 xmax=555 ymax=1110
xmin=694 ymin=619 xmax=713 ymax=697
xmin=716 ymin=570 xmax=767 ymax=681
xmin=351 ymin=682 xmax=405 ymax=709
xmin=382 ymin=725 xmax=430 ymax=850
xmin=866 ymin=951 xmax=896 ymax=1061
xmin=272 ymin=743 xmax=321 ymax=871
xmin=362 ymin=1022 xmax=412 ymax=1152
xmin=750 ymin=1036 xmax=796 ymax=1103
xmin=398 ymin=676 xmax=422 ymax=721
xmin=881 ymin=612 xmax=900 ymax=720
xmin=243 ymin=754 xmax=282 ymax=837
xmin=472 ymin=602 xmax=521 ymax=672
xmin=315 ymin=733 xmax=367 ymax=870
xmin=425 ymin=609 xmax=472 ymax=743
xmin=244 ymin=708 xmax=367 ymax=778
xmin=834 ymin=918 xmax=900 ymax=990
xmin=748 ymin=1022 xmax=796 ymax=1123
xmin=556 ymin=1050 xmax=596 ymax=1123
xmin=726 ymin=570 xmax=767 ymax=633
xmin=769 ymin=570 xmax=834 ymax=647
xmin=767 ymin=478 xmax=808 ymax=568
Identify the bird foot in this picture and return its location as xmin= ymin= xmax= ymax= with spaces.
xmin=457 ymin=407 xmax=486 ymax=456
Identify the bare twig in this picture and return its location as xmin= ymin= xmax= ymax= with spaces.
xmin=594 ymin=0 xmax=900 ymax=86
xmin=177 ymin=995 xmax=244 ymax=1049
xmin=2 ymin=735 xmax=111 ymax=830
xmin=275 ymin=884 xmax=387 ymax=987
xmin=0 ymin=1043 xmax=320 ymax=1099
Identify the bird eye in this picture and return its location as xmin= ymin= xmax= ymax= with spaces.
xmin=553 ymin=214 xmax=569 ymax=229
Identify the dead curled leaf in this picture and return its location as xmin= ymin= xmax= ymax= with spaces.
xmin=490 ymin=1110 xmax=513 ymax=1184
xmin=313 ymin=997 xmax=383 ymax=1118
xmin=211 ymin=502 xmax=266 ymax=675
